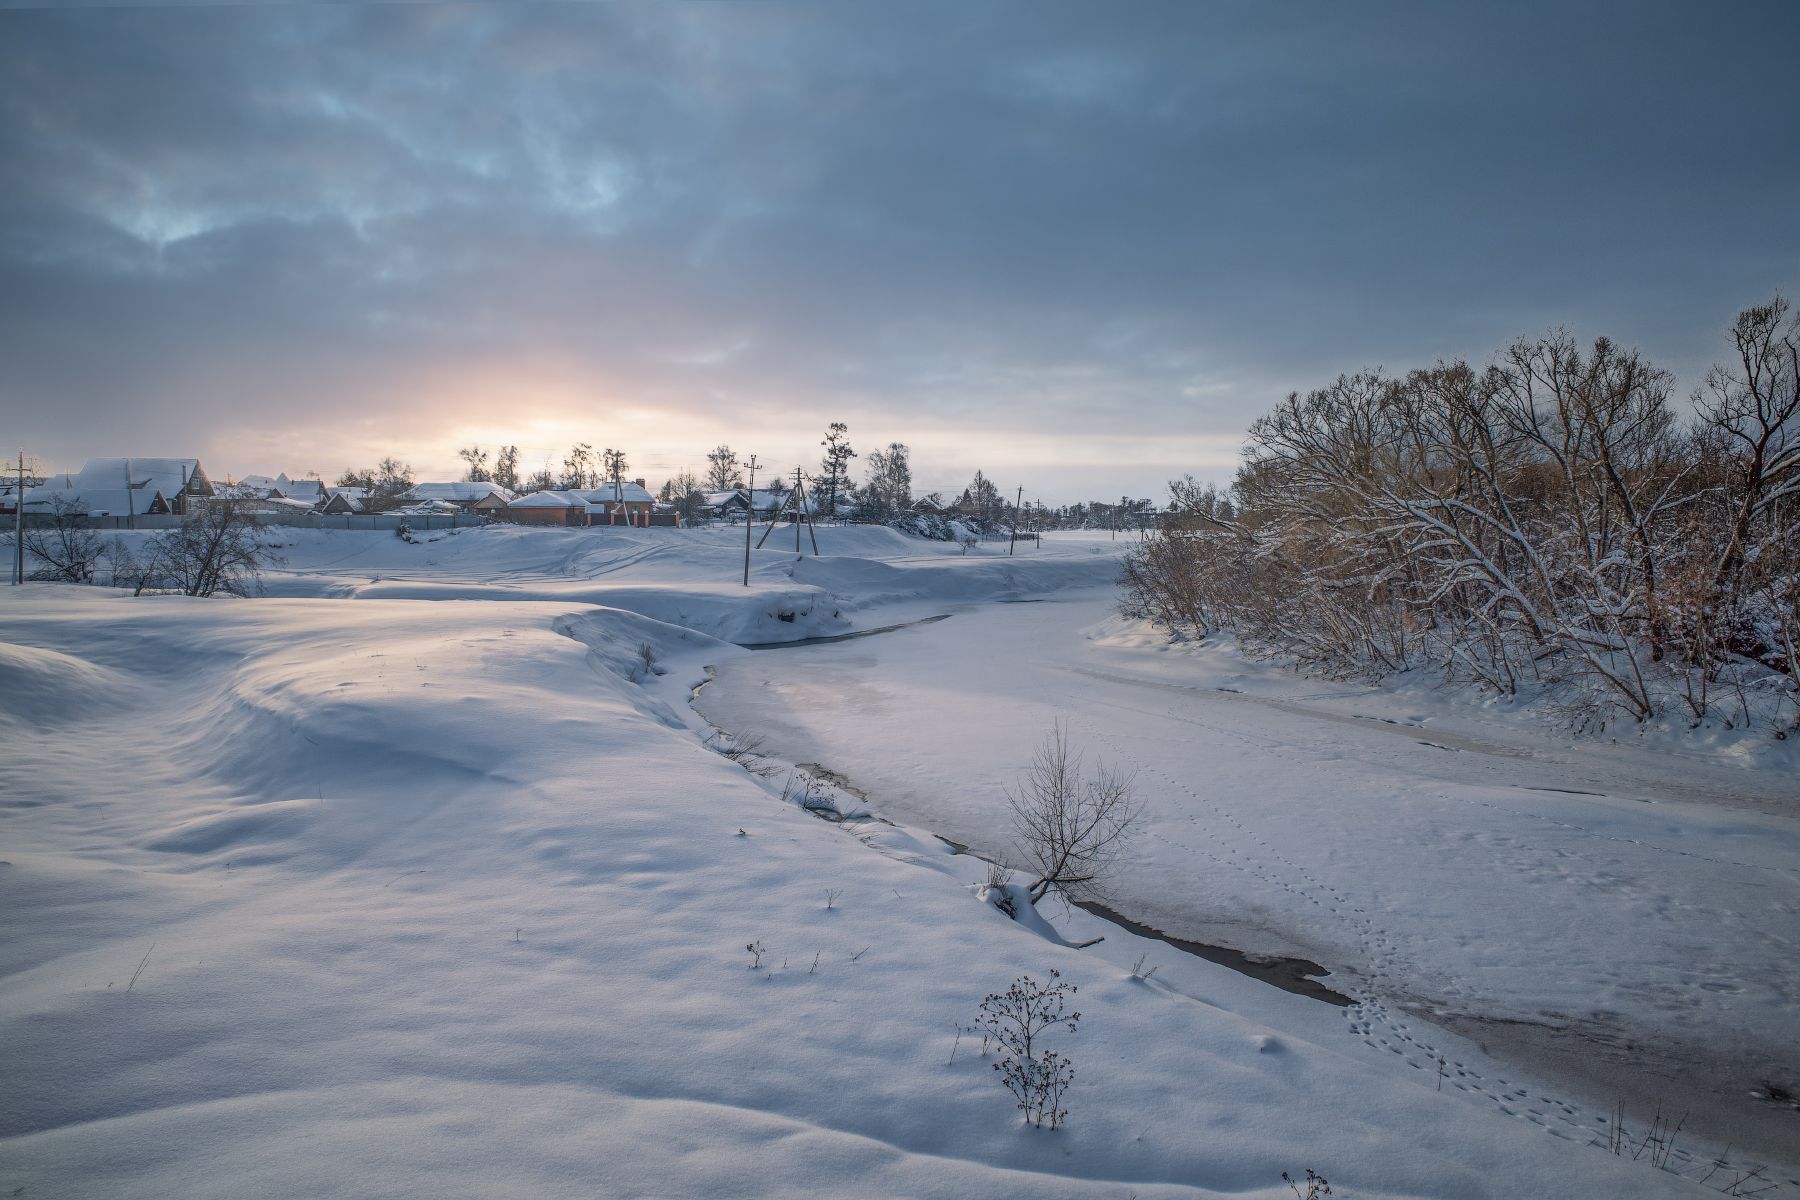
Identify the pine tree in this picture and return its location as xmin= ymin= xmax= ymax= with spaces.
xmin=819 ymin=423 xmax=856 ymax=514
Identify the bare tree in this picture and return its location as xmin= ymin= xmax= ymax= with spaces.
xmin=659 ymin=471 xmax=705 ymax=522
xmin=339 ymin=457 xmax=415 ymax=512
xmin=458 ymin=446 xmax=491 ymax=482
xmin=492 ymin=445 xmax=521 ymax=493
xmin=10 ymin=495 xmax=104 ymax=582
xmin=602 ymin=447 xmax=629 ymax=496
xmin=859 ymin=442 xmax=913 ymax=520
xmin=561 ymin=443 xmax=597 ymax=491
xmin=705 ymin=444 xmax=743 ymax=492
xmin=144 ymin=500 xmax=271 ymax=596
xmin=1007 ymin=724 xmax=1140 ymax=905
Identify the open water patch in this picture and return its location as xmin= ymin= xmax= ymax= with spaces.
xmin=1073 ymin=900 xmax=1354 ymax=1007
xmin=739 ymin=613 xmax=951 ymax=650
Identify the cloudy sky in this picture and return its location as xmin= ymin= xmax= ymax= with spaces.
xmin=1 ymin=1 xmax=1796 ymax=503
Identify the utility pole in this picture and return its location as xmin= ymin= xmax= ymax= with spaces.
xmin=802 ymin=473 xmax=819 ymax=555
xmin=795 ymin=466 xmax=803 ymax=555
xmin=742 ymin=455 xmax=759 ymax=587
xmin=13 ymin=450 xmax=23 ymax=585
xmin=1009 ymin=485 xmax=1022 ymax=556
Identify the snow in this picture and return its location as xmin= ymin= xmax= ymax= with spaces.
xmin=23 ymin=457 xmax=204 ymax=516
xmin=404 ymin=481 xmax=517 ymax=504
xmin=1 ymin=526 xmax=1788 ymax=1198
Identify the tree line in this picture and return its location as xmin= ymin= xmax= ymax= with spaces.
xmin=1121 ymin=296 xmax=1799 ymax=733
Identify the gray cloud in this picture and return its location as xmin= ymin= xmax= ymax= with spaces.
xmin=1 ymin=1 xmax=1795 ymax=501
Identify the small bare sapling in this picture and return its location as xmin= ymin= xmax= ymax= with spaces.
xmin=975 ymin=969 xmax=1080 ymax=1129
xmin=1008 ymin=723 xmax=1140 ymax=906
xmin=745 ymin=940 xmax=767 ymax=970
xmin=1282 ymin=1169 xmax=1332 ymax=1199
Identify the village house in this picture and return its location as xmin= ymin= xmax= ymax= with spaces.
xmin=401 ymin=482 xmax=517 ymax=513
xmin=318 ymin=486 xmax=368 ymax=515
xmin=699 ymin=486 xmax=807 ymax=521
xmin=504 ymin=490 xmax=587 ymax=526
xmin=267 ymin=474 xmax=326 ymax=506
xmin=23 ymin=457 xmax=214 ymax=518
xmin=571 ymin=479 xmax=655 ymax=525
xmin=911 ymin=493 xmax=951 ymax=515
xmin=210 ymin=472 xmax=327 ymax=505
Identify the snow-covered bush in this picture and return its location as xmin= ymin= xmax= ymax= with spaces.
xmin=1124 ymin=295 xmax=1800 ymax=735
xmin=782 ymin=770 xmax=842 ymax=819
xmin=975 ymin=970 xmax=1080 ymax=1130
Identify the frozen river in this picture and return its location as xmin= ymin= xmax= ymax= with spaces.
xmin=697 ymin=587 xmax=1800 ymax=1179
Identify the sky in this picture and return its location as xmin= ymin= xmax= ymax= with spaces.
xmin=1 ymin=1 xmax=1796 ymax=505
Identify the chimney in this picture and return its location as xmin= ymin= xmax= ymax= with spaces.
xmin=634 ymin=478 xmax=645 ymax=489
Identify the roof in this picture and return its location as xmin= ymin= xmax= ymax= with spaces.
xmin=508 ymin=490 xmax=586 ymax=508
xmin=327 ymin=486 xmax=369 ymax=499
xmin=572 ymin=482 xmax=655 ymax=505
xmin=23 ymin=457 xmax=207 ymax=515
xmin=240 ymin=495 xmax=317 ymax=512
xmin=270 ymin=475 xmax=325 ymax=501
xmin=405 ymin=482 xmax=518 ymax=503
xmin=702 ymin=488 xmax=811 ymax=513
xmin=319 ymin=491 xmax=365 ymax=513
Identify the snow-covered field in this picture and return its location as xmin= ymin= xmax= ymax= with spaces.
xmin=2 ymin=524 xmax=1792 ymax=1198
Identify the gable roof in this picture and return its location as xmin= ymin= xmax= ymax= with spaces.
xmin=508 ymin=490 xmax=586 ymax=508
xmin=571 ymin=482 xmax=654 ymax=505
xmin=23 ymin=457 xmax=209 ymax=515
xmin=405 ymin=481 xmax=517 ymax=503
xmin=270 ymin=475 xmax=325 ymax=501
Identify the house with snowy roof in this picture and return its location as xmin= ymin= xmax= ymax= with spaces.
xmin=571 ymin=479 xmax=656 ymax=525
xmin=267 ymin=474 xmax=326 ymax=505
xmin=504 ymin=490 xmax=588 ymax=526
xmin=700 ymin=487 xmax=811 ymax=520
xmin=911 ymin=492 xmax=951 ymax=514
xmin=23 ymin=457 xmax=214 ymax=519
xmin=319 ymin=486 xmax=368 ymax=515
xmin=400 ymin=482 xmax=517 ymax=513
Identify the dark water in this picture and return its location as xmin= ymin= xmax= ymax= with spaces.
xmin=740 ymin=613 xmax=952 ymax=650
xmin=1073 ymin=901 xmax=1354 ymax=1007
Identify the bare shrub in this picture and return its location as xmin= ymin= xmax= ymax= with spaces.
xmin=1122 ymin=295 xmax=1800 ymax=734
xmin=783 ymin=770 xmax=841 ymax=819
xmin=10 ymin=496 xmax=104 ymax=583
xmin=1282 ymin=1169 xmax=1332 ymax=1199
xmin=975 ymin=970 xmax=1080 ymax=1129
xmin=1007 ymin=724 xmax=1139 ymax=906
xmin=144 ymin=500 xmax=272 ymax=596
